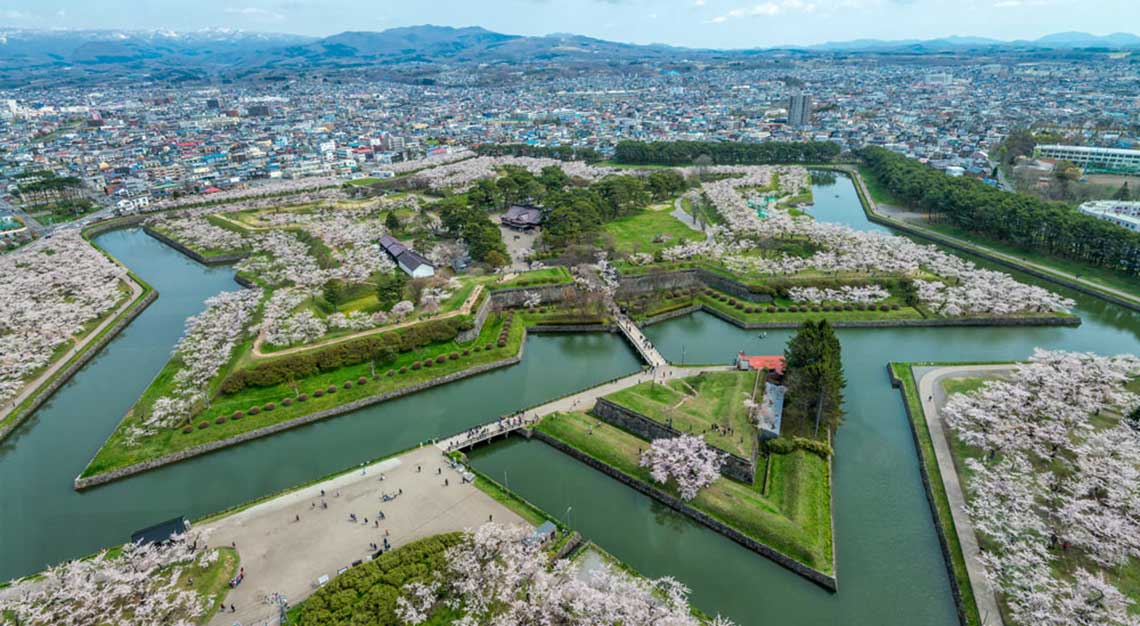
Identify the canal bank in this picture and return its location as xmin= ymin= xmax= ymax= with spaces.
xmin=2 ymin=173 xmax=1138 ymax=626
xmin=0 ymin=227 xmax=642 ymax=582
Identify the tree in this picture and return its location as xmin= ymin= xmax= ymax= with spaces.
xmin=1114 ymin=182 xmax=1131 ymax=201
xmin=376 ymin=271 xmax=408 ymax=311
xmin=394 ymin=524 xmax=734 ymax=626
xmin=783 ymin=320 xmax=845 ymax=438
xmin=322 ymin=279 xmax=343 ymax=311
xmin=639 ymin=435 xmax=725 ymax=500
xmin=385 ymin=210 xmax=401 ymax=231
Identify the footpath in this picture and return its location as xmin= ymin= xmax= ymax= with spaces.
xmin=844 ymin=166 xmax=1140 ymax=310
xmin=914 ymin=364 xmax=1012 ymax=626
xmin=0 ymin=275 xmax=143 ymax=428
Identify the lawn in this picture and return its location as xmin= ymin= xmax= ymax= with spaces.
xmin=602 ymin=209 xmax=704 ymax=255
xmin=490 ymin=266 xmax=575 ymax=290
xmin=940 ymin=376 xmax=987 ymax=397
xmin=184 ymin=547 xmax=240 ymax=624
xmin=536 ymin=411 xmax=833 ymax=574
xmin=604 ymin=371 xmax=760 ymax=458
xmin=81 ymin=313 xmax=521 ymax=478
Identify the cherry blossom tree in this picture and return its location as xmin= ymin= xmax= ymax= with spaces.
xmin=0 ymin=232 xmax=127 ymax=404
xmin=394 ymin=523 xmax=734 ymax=626
xmin=0 ymin=532 xmax=221 ymax=626
xmin=639 ymin=434 xmax=725 ymax=501
xmin=945 ymin=349 xmax=1140 ymax=626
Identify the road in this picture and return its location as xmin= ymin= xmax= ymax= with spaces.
xmin=914 ymin=363 xmax=1013 ymax=626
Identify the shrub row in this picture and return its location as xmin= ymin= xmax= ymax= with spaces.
xmin=221 ymin=316 xmax=470 ymax=394
xmin=765 ymin=436 xmax=834 ymax=459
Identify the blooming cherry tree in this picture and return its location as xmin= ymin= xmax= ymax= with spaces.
xmin=639 ymin=434 xmax=725 ymax=501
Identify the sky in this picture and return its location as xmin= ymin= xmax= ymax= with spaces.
xmin=1 ymin=0 xmax=1138 ymax=48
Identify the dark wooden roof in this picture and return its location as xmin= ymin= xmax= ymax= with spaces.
xmin=131 ymin=516 xmax=188 ymax=546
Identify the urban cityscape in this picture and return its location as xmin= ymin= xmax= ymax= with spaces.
xmin=1 ymin=4 xmax=1140 ymax=626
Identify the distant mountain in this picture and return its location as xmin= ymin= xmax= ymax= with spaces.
xmin=0 ymin=25 xmax=1137 ymax=78
xmin=803 ymin=31 xmax=1140 ymax=52
xmin=0 ymin=28 xmax=315 ymax=69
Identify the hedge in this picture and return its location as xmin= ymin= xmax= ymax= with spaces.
xmin=220 ymin=316 xmax=471 ymax=394
xmin=292 ymin=533 xmax=464 ymax=626
xmin=765 ymin=436 xmax=833 ymax=459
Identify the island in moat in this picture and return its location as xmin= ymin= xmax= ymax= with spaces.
xmin=4 ymin=142 xmax=1127 ymax=626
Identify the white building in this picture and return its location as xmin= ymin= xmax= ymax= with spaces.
xmin=1078 ymin=201 xmax=1140 ymax=232
xmin=1035 ymin=145 xmax=1140 ymax=174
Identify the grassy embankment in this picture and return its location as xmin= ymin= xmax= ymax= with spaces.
xmin=890 ymin=362 xmax=985 ymax=626
xmin=81 ymin=307 xmax=608 ymax=479
xmin=536 ymin=410 xmax=833 ymax=575
xmin=604 ymin=371 xmax=759 ymax=458
xmin=856 ymin=165 xmax=1140 ymax=302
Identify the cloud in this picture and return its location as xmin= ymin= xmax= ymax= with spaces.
xmin=223 ymin=7 xmax=285 ymax=21
xmin=707 ymin=0 xmax=818 ymax=22
xmin=1 ymin=9 xmax=37 ymax=20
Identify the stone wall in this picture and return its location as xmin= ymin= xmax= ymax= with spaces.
xmin=1 ymin=289 xmax=158 ymax=442
xmin=697 ymin=304 xmax=1080 ymax=329
xmin=457 ymin=292 xmax=493 ymax=343
xmin=615 ymin=269 xmax=703 ymax=299
xmin=695 ymin=269 xmax=775 ymax=303
xmin=592 ymin=398 xmax=754 ymax=483
xmin=143 ymin=226 xmax=249 ymax=266
xmin=488 ymin=283 xmax=575 ymax=309
xmin=530 ymin=430 xmax=837 ymax=591
xmin=74 ymin=332 xmax=531 ymax=490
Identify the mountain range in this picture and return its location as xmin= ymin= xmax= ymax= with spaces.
xmin=0 ymin=25 xmax=1137 ymax=74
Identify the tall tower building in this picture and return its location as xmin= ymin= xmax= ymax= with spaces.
xmin=788 ymin=93 xmax=812 ymax=128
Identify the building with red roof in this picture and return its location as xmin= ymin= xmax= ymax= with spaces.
xmin=736 ymin=353 xmax=785 ymax=376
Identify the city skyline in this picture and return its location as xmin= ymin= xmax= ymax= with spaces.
xmin=2 ymin=0 xmax=1138 ymax=49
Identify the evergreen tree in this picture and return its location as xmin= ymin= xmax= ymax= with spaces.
xmin=1114 ymin=182 xmax=1131 ymax=201
xmin=376 ymin=271 xmax=407 ymax=310
xmin=783 ymin=320 xmax=845 ymax=438
xmin=385 ymin=210 xmax=400 ymax=231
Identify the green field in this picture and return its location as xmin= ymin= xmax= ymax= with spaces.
xmin=604 ymin=371 xmax=760 ymax=458
xmin=490 ymin=266 xmax=575 ymax=290
xmin=536 ymin=411 xmax=833 ymax=574
xmin=601 ymin=209 xmax=705 ymax=255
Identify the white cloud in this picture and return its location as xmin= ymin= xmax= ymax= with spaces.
xmin=223 ymin=7 xmax=285 ymax=21
xmin=708 ymin=0 xmax=819 ymax=22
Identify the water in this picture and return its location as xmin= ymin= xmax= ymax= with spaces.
xmin=0 ymin=228 xmax=641 ymax=580
xmin=468 ymin=173 xmax=1140 ymax=626
xmin=3 ymin=174 xmax=1138 ymax=625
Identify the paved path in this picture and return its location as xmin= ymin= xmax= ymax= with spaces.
xmin=845 ymin=165 xmax=1140 ymax=308
xmin=612 ymin=308 xmax=668 ymax=368
xmin=205 ymin=445 xmax=526 ymax=626
xmin=437 ymin=364 xmax=734 ymax=453
xmin=249 ymin=284 xmax=484 ymax=359
xmin=0 ymin=274 xmax=142 ymax=426
xmin=914 ymin=364 xmax=1013 ymax=626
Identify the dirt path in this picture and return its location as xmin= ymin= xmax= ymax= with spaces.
xmin=250 ymin=285 xmax=484 ymax=360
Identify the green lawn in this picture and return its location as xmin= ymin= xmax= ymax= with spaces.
xmin=491 ymin=266 xmax=575 ymax=290
xmin=81 ymin=313 xmax=519 ymax=478
xmin=940 ymin=377 xmax=987 ymax=397
xmin=918 ymin=221 xmax=1140 ymax=298
xmin=602 ymin=209 xmax=705 ymax=255
xmin=604 ymin=371 xmax=759 ymax=458
xmin=536 ymin=411 xmax=833 ymax=574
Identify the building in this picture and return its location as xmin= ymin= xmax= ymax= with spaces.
xmin=1078 ymin=200 xmax=1140 ymax=232
xmin=501 ymin=204 xmax=543 ymax=230
xmin=378 ymin=234 xmax=435 ymax=278
xmin=131 ymin=516 xmax=190 ymax=546
xmin=1035 ymin=145 xmax=1140 ymax=174
xmin=736 ymin=353 xmax=785 ymax=377
xmin=787 ymin=94 xmax=812 ymax=128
